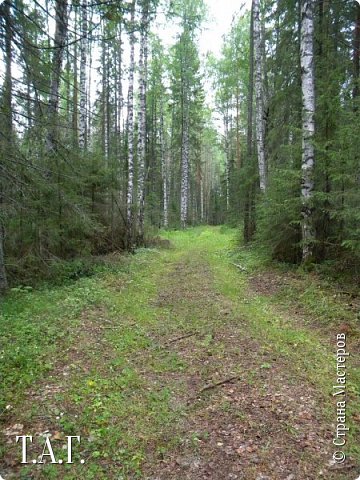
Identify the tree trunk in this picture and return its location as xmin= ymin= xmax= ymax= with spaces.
xmin=0 ymin=221 xmax=7 ymax=293
xmin=46 ymin=0 xmax=68 ymax=153
xmin=79 ymin=0 xmax=88 ymax=150
xmin=180 ymin=43 xmax=190 ymax=230
xmin=0 ymin=0 xmax=12 ymax=293
xmin=253 ymin=0 xmax=267 ymax=192
xmin=247 ymin=5 xmax=254 ymax=159
xmin=100 ymin=35 xmax=106 ymax=160
xmin=137 ymin=0 xmax=149 ymax=242
xmin=300 ymin=0 xmax=316 ymax=262
xmin=72 ymin=8 xmax=78 ymax=146
xmin=117 ymin=22 xmax=123 ymax=159
xmin=353 ymin=3 xmax=360 ymax=101
xmin=87 ymin=7 xmax=93 ymax=139
xmin=236 ymin=85 xmax=241 ymax=168
xmin=160 ymin=103 xmax=169 ymax=228
xmin=102 ymin=35 xmax=110 ymax=162
xmin=224 ymin=110 xmax=230 ymax=212
xmin=181 ymin=107 xmax=189 ymax=228
xmin=65 ymin=48 xmax=71 ymax=125
xmin=244 ymin=2 xmax=256 ymax=243
xmin=126 ymin=0 xmax=136 ymax=245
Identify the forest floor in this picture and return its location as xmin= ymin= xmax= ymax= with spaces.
xmin=1 ymin=226 xmax=359 ymax=480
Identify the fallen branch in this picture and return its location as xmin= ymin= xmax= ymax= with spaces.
xmin=100 ymin=326 xmax=123 ymax=329
xmin=199 ymin=376 xmax=239 ymax=394
xmin=166 ymin=332 xmax=196 ymax=345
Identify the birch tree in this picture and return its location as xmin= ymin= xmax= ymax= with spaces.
xmin=72 ymin=8 xmax=79 ymax=146
xmin=179 ymin=25 xmax=191 ymax=229
xmin=167 ymin=0 xmax=205 ymax=228
xmin=137 ymin=0 xmax=150 ymax=241
xmin=224 ymin=111 xmax=230 ymax=211
xmin=126 ymin=0 xmax=136 ymax=244
xmin=116 ymin=22 xmax=123 ymax=167
xmin=253 ymin=0 xmax=267 ymax=192
xmin=101 ymin=33 xmax=110 ymax=161
xmin=160 ymin=103 xmax=169 ymax=228
xmin=79 ymin=0 xmax=88 ymax=150
xmin=300 ymin=0 xmax=315 ymax=261
xmin=181 ymin=84 xmax=190 ymax=228
xmin=244 ymin=4 xmax=255 ymax=242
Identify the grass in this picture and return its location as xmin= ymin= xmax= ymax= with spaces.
xmin=0 ymin=277 xmax=109 ymax=412
xmin=1 ymin=226 xmax=359 ymax=479
xmin=1 ymin=246 xmax=186 ymax=479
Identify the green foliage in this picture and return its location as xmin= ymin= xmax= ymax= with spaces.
xmin=256 ymin=168 xmax=302 ymax=263
xmin=214 ymin=0 xmax=360 ymax=271
xmin=48 ymin=258 xmax=99 ymax=283
xmin=210 ymin=11 xmax=251 ymax=225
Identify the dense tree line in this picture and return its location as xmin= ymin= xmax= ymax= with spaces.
xmin=0 ymin=0 xmax=223 ymax=291
xmin=214 ymin=0 xmax=360 ymax=270
xmin=1 ymin=0 xmax=359 ymax=292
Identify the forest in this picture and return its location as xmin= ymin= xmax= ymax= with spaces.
xmin=0 ymin=0 xmax=358 ymax=290
xmin=0 ymin=0 xmax=360 ymax=479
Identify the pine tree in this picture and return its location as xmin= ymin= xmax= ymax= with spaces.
xmin=0 ymin=0 xmax=12 ymax=292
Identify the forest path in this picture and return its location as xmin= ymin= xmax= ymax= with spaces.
xmin=1 ymin=227 xmax=359 ymax=479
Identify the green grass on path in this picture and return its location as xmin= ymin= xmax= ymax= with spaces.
xmin=0 ymin=226 xmax=359 ymax=479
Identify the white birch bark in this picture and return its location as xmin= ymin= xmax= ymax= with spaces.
xmin=180 ymin=40 xmax=190 ymax=231
xmin=72 ymin=9 xmax=78 ymax=145
xmin=200 ymin=173 xmax=204 ymax=223
xmin=116 ymin=24 xmax=124 ymax=205
xmin=126 ymin=1 xmax=136 ymax=239
xmin=137 ymin=0 xmax=149 ymax=240
xmin=117 ymin=23 xmax=123 ymax=149
xmin=300 ymin=0 xmax=316 ymax=261
xmin=160 ymin=104 xmax=169 ymax=228
xmin=103 ymin=37 xmax=109 ymax=162
xmin=181 ymin=107 xmax=189 ymax=228
xmin=79 ymin=0 xmax=87 ymax=150
xmin=253 ymin=0 xmax=267 ymax=192
xmin=244 ymin=2 xmax=255 ymax=243
xmin=87 ymin=8 xmax=93 ymax=140
xmin=224 ymin=111 xmax=230 ymax=211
